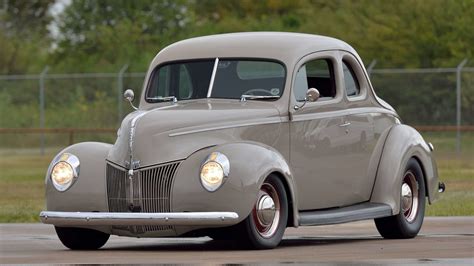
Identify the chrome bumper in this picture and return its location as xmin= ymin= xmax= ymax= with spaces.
xmin=40 ymin=211 xmax=239 ymax=226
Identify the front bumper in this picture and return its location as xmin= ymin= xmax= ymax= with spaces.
xmin=40 ymin=211 xmax=239 ymax=226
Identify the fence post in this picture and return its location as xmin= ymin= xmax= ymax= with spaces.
xmin=456 ymin=59 xmax=468 ymax=154
xmin=367 ymin=60 xmax=377 ymax=77
xmin=117 ymin=64 xmax=129 ymax=124
xmin=39 ymin=66 xmax=49 ymax=155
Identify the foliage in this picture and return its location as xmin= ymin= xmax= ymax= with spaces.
xmin=0 ymin=0 xmax=55 ymax=74
xmin=51 ymin=0 xmax=191 ymax=72
xmin=1 ymin=0 xmax=473 ymax=71
xmin=189 ymin=0 xmax=474 ymax=68
xmin=0 ymin=0 xmax=473 ymax=127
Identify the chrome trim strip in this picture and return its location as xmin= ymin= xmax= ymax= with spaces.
xmin=168 ymin=117 xmax=283 ymax=137
xmin=207 ymin=58 xmax=219 ymax=98
xmin=40 ymin=211 xmax=239 ymax=226
xmin=128 ymin=110 xmax=148 ymax=166
xmin=291 ymin=107 xmax=396 ymax=122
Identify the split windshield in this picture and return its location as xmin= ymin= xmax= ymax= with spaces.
xmin=145 ymin=59 xmax=286 ymax=102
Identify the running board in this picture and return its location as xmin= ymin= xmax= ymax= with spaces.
xmin=298 ymin=203 xmax=392 ymax=226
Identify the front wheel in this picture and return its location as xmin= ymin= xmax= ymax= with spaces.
xmin=374 ymin=158 xmax=426 ymax=239
xmin=235 ymin=174 xmax=288 ymax=249
xmin=55 ymin=227 xmax=110 ymax=250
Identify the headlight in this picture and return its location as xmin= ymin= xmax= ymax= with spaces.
xmin=200 ymin=152 xmax=230 ymax=192
xmin=50 ymin=153 xmax=80 ymax=192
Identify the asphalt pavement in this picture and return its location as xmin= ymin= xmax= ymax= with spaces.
xmin=1 ymin=217 xmax=473 ymax=264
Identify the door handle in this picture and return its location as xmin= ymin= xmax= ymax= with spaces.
xmin=339 ymin=122 xmax=351 ymax=127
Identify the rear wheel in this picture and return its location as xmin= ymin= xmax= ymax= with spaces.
xmin=235 ymin=174 xmax=288 ymax=249
xmin=374 ymin=158 xmax=426 ymax=239
xmin=55 ymin=227 xmax=110 ymax=250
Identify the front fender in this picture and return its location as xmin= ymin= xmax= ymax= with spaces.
xmin=172 ymin=141 xmax=297 ymax=234
xmin=371 ymin=125 xmax=439 ymax=214
xmin=45 ymin=142 xmax=112 ymax=213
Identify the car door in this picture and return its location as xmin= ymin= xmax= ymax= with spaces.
xmin=339 ymin=52 xmax=381 ymax=202
xmin=289 ymin=51 xmax=361 ymax=210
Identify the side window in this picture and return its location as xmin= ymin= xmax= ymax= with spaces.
xmin=342 ymin=61 xmax=360 ymax=97
xmin=178 ymin=65 xmax=193 ymax=99
xmin=155 ymin=65 xmax=170 ymax=97
xmin=294 ymin=59 xmax=336 ymax=101
xmin=150 ymin=64 xmax=194 ymax=99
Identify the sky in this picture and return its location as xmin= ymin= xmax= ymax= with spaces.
xmin=48 ymin=0 xmax=71 ymax=39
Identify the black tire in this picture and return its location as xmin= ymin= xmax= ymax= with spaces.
xmin=234 ymin=174 xmax=288 ymax=249
xmin=374 ymin=158 xmax=426 ymax=239
xmin=55 ymin=227 xmax=110 ymax=250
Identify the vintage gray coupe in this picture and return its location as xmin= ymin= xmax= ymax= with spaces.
xmin=40 ymin=32 xmax=445 ymax=250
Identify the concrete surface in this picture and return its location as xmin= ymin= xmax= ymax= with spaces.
xmin=0 ymin=217 xmax=473 ymax=264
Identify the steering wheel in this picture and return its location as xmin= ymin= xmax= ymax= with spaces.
xmin=242 ymin=88 xmax=274 ymax=96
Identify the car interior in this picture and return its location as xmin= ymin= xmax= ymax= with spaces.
xmin=303 ymin=59 xmax=337 ymax=100
xmin=211 ymin=60 xmax=286 ymax=99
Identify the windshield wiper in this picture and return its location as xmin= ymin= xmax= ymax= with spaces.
xmin=240 ymin=95 xmax=280 ymax=102
xmin=147 ymin=96 xmax=177 ymax=103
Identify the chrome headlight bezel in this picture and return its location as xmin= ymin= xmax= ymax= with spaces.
xmin=199 ymin=152 xmax=230 ymax=192
xmin=50 ymin=153 xmax=80 ymax=192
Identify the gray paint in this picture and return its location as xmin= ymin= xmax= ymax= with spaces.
xmin=42 ymin=32 xmax=440 ymax=238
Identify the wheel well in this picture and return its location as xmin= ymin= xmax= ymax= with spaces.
xmin=411 ymin=156 xmax=430 ymax=202
xmin=270 ymin=171 xmax=295 ymax=227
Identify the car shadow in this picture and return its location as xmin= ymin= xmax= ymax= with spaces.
xmin=101 ymin=235 xmax=382 ymax=252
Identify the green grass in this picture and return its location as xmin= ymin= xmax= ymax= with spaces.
xmin=0 ymin=133 xmax=472 ymax=222
xmin=425 ymin=157 xmax=474 ymax=216
xmin=423 ymin=132 xmax=474 ymax=216
xmin=0 ymin=153 xmax=52 ymax=222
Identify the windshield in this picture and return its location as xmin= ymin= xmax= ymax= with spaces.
xmin=145 ymin=59 xmax=286 ymax=102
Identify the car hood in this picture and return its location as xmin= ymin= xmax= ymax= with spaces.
xmin=107 ymin=99 xmax=282 ymax=168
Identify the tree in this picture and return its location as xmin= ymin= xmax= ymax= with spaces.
xmin=51 ymin=0 xmax=191 ymax=72
xmin=0 ymin=0 xmax=55 ymax=74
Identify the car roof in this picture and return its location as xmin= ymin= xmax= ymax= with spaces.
xmin=150 ymin=32 xmax=356 ymax=67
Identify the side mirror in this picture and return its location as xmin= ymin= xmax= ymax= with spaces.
xmin=306 ymin=88 xmax=320 ymax=102
xmin=294 ymin=88 xmax=320 ymax=111
xmin=123 ymin=89 xmax=138 ymax=110
xmin=123 ymin=89 xmax=134 ymax=102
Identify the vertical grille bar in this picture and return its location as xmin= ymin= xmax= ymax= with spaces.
xmin=106 ymin=161 xmax=181 ymax=233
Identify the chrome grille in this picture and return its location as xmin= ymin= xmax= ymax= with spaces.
xmin=106 ymin=161 xmax=181 ymax=233
xmin=106 ymin=165 xmax=128 ymax=212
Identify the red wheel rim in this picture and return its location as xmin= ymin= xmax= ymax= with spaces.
xmin=252 ymin=182 xmax=280 ymax=238
xmin=401 ymin=171 xmax=419 ymax=223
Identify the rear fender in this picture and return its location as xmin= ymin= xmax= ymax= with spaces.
xmin=371 ymin=125 xmax=439 ymax=214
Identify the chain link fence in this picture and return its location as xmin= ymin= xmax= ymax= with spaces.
xmin=0 ymin=63 xmax=473 ymax=155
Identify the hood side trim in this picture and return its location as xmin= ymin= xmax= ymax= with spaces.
xmin=168 ymin=117 xmax=283 ymax=137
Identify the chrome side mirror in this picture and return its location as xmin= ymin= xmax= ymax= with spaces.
xmin=306 ymin=88 xmax=320 ymax=102
xmin=123 ymin=89 xmax=138 ymax=110
xmin=124 ymin=89 xmax=134 ymax=102
xmin=294 ymin=88 xmax=320 ymax=111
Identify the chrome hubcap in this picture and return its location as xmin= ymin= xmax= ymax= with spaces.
xmin=402 ymin=171 xmax=419 ymax=223
xmin=252 ymin=182 xmax=280 ymax=238
xmin=257 ymin=194 xmax=276 ymax=225
xmin=401 ymin=183 xmax=413 ymax=212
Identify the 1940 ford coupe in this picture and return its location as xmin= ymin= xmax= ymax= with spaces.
xmin=40 ymin=32 xmax=445 ymax=250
